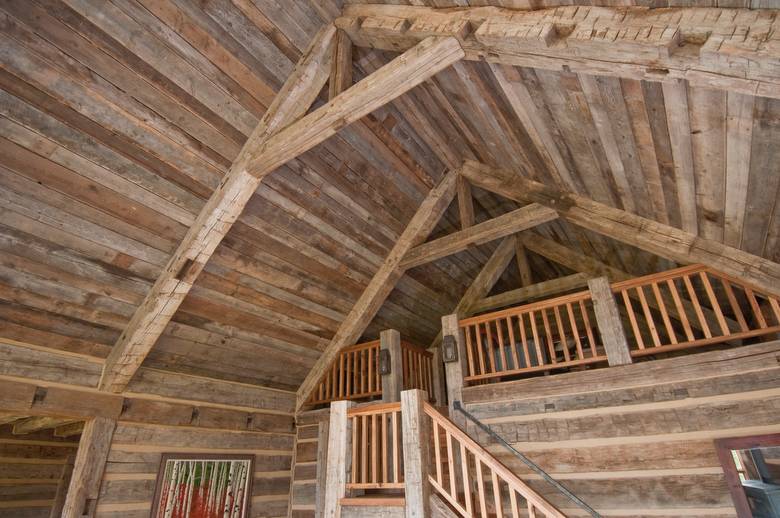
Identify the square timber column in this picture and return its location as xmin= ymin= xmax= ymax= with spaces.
xmin=441 ymin=313 xmax=467 ymax=413
xmin=381 ymin=329 xmax=403 ymax=403
xmin=322 ymin=400 xmax=354 ymax=518
xmin=588 ymin=277 xmax=633 ymax=366
xmin=401 ymin=389 xmax=431 ymax=518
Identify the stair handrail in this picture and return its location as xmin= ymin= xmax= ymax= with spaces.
xmin=453 ymin=401 xmax=601 ymax=518
xmin=423 ymin=401 xmax=566 ymax=518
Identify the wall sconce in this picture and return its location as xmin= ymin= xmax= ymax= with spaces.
xmin=378 ymin=349 xmax=391 ymax=375
xmin=442 ymin=335 xmax=458 ymax=363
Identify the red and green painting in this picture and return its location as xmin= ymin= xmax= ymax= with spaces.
xmin=151 ymin=455 xmax=253 ymax=518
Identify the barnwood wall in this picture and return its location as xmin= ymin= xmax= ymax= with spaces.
xmin=289 ymin=409 xmax=330 ymax=518
xmin=460 ymin=340 xmax=780 ymax=517
xmin=0 ymin=424 xmax=77 ymax=518
xmin=0 ymin=340 xmax=298 ymax=517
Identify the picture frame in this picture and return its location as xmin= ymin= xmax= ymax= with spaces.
xmin=150 ymin=453 xmax=254 ymax=518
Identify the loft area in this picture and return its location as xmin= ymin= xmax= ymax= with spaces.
xmin=0 ymin=1 xmax=779 ymax=517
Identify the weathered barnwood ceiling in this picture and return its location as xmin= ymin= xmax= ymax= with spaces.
xmin=0 ymin=0 xmax=779 ymax=399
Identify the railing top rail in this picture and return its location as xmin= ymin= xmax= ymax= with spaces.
xmin=340 ymin=340 xmax=381 ymax=353
xmin=347 ymin=401 xmax=401 ymax=417
xmin=423 ymin=401 xmax=565 ymax=518
xmin=460 ymin=288 xmax=592 ymax=327
xmin=609 ymin=264 xmax=707 ymax=291
xmin=400 ymin=340 xmax=433 ymax=356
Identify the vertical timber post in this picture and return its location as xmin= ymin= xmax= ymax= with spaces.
xmin=441 ymin=313 xmax=467 ymax=414
xmin=401 ymin=389 xmax=431 ymax=518
xmin=381 ymin=329 xmax=403 ymax=403
xmin=588 ymin=277 xmax=633 ymax=366
xmin=430 ymin=347 xmax=446 ymax=406
xmin=62 ymin=417 xmax=116 ymax=518
xmin=314 ymin=420 xmax=329 ymax=518
xmin=322 ymin=400 xmax=353 ymax=518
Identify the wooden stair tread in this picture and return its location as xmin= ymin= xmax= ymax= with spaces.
xmin=340 ymin=496 xmax=406 ymax=507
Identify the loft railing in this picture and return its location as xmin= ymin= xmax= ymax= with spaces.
xmin=401 ymin=341 xmax=435 ymax=395
xmin=309 ymin=340 xmax=381 ymax=405
xmin=457 ymin=264 xmax=780 ymax=384
xmin=347 ymin=402 xmax=404 ymax=490
xmin=612 ymin=264 xmax=780 ymax=357
xmin=424 ymin=401 xmax=565 ymax=518
xmin=459 ymin=291 xmax=606 ymax=383
xmin=308 ymin=339 xmax=436 ymax=405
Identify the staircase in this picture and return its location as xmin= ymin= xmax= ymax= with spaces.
xmin=321 ymin=390 xmax=568 ymax=517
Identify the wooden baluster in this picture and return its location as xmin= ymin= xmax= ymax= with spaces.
xmin=339 ymin=353 xmax=345 ymax=398
xmin=667 ymin=278 xmax=695 ymax=341
xmin=683 ymin=274 xmax=711 ymax=337
xmin=541 ymin=309 xmax=556 ymax=364
xmin=507 ymin=316 xmax=520 ymax=371
xmin=346 ymin=352 xmax=352 ymax=398
xmin=700 ymin=272 xmax=730 ymax=336
xmin=529 ymin=311 xmax=544 ymax=367
xmin=392 ymin=410 xmax=400 ymax=483
xmin=651 ymin=282 xmax=677 ymax=345
xmin=621 ymin=289 xmax=645 ymax=349
xmin=510 ymin=489 xmax=519 ymax=518
xmin=552 ymin=305 xmax=570 ymax=362
xmin=475 ymin=323 xmax=487 ymax=375
xmin=446 ymin=431 xmax=457 ymax=497
xmin=368 ymin=346 xmax=375 ymax=393
xmin=580 ymin=300 xmax=598 ymax=357
xmin=371 ymin=413 xmax=378 ymax=484
xmin=528 ymin=502 xmax=537 ymax=518
xmin=496 ymin=320 xmax=508 ymax=373
xmin=485 ymin=321 xmax=498 ymax=373
xmin=361 ymin=414 xmax=368 ymax=483
xmin=566 ymin=302 xmax=585 ymax=360
xmin=745 ymin=287 xmax=768 ymax=329
xmin=492 ymin=469 xmax=504 ymax=518
xmin=769 ymin=297 xmax=780 ymax=326
xmin=460 ymin=441 xmax=473 ymax=516
xmin=637 ymin=286 xmax=662 ymax=348
xmin=721 ymin=278 xmax=749 ymax=332
xmin=476 ymin=458 xmax=488 ymax=518
xmin=464 ymin=325 xmax=476 ymax=377
xmin=381 ymin=411 xmax=388 ymax=484
xmin=351 ymin=416 xmax=358 ymax=484
xmin=433 ymin=420 xmax=442 ymax=485
xmin=518 ymin=313 xmax=532 ymax=368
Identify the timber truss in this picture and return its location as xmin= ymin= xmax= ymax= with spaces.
xmin=97 ymin=5 xmax=780 ymax=412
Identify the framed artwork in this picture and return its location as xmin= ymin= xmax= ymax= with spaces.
xmin=150 ymin=454 xmax=254 ymax=518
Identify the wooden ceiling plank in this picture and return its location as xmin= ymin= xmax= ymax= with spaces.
xmin=401 ymin=204 xmax=558 ymax=270
xmin=297 ymin=169 xmax=460 ymax=410
xmin=463 ymin=161 xmax=780 ymax=298
xmin=339 ymin=5 xmax=780 ymax=98
xmin=98 ymin=24 xmax=338 ymax=393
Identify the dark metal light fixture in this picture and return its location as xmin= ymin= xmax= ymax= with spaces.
xmin=378 ymin=349 xmax=391 ymax=375
xmin=442 ymin=335 xmax=458 ymax=363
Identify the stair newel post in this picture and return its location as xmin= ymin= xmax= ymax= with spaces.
xmin=314 ymin=421 xmax=329 ymax=518
xmin=322 ymin=400 xmax=354 ymax=518
xmin=381 ymin=329 xmax=404 ymax=403
xmin=441 ymin=313 xmax=467 ymax=415
xmin=588 ymin=277 xmax=633 ymax=366
xmin=401 ymin=389 xmax=431 ymax=518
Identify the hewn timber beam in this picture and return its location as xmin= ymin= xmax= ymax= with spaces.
xmin=400 ymin=204 xmax=558 ymax=269
xmin=297 ymin=170 xmax=459 ymax=410
xmin=100 ymin=30 xmax=465 ymax=393
xmin=338 ymin=5 xmax=780 ymax=99
xmin=471 ymin=273 xmax=590 ymax=314
xmin=462 ymin=161 xmax=780 ymax=298
xmin=98 ymin=25 xmax=338 ymax=393
xmin=247 ymin=36 xmax=465 ymax=177
xmin=13 ymin=416 xmax=77 ymax=435
xmin=429 ymin=236 xmax=518 ymax=349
